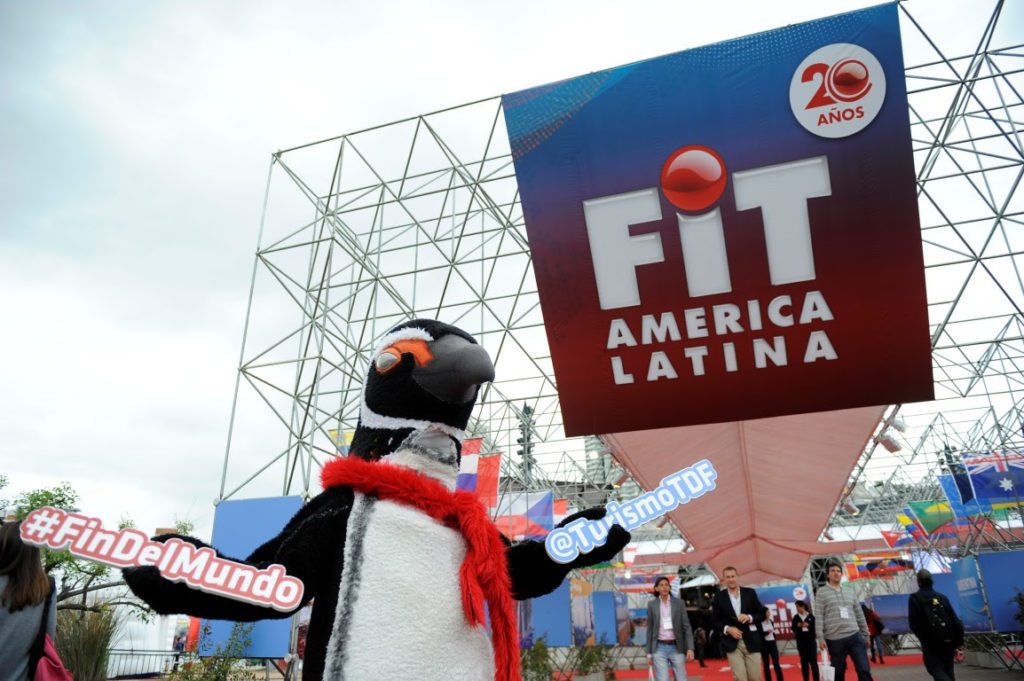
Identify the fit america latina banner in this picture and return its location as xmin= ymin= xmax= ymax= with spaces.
xmin=502 ymin=4 xmax=933 ymax=436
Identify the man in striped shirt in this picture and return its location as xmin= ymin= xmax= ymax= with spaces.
xmin=815 ymin=563 xmax=872 ymax=681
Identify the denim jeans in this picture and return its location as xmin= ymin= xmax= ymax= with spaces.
xmin=825 ymin=632 xmax=872 ymax=681
xmin=870 ymin=634 xmax=884 ymax=662
xmin=652 ymin=641 xmax=686 ymax=681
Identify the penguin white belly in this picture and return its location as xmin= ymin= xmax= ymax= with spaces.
xmin=324 ymin=492 xmax=494 ymax=681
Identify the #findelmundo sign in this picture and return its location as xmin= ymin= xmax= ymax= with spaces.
xmin=545 ymin=460 xmax=717 ymax=563
xmin=502 ymin=4 xmax=933 ymax=436
xmin=20 ymin=506 xmax=304 ymax=611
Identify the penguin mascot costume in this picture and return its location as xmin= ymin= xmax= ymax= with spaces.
xmin=124 ymin=319 xmax=630 ymax=681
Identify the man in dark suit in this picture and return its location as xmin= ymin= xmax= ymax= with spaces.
xmin=645 ymin=576 xmax=695 ymax=680
xmin=711 ymin=566 xmax=763 ymax=680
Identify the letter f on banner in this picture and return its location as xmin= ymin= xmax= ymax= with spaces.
xmin=583 ymin=188 xmax=663 ymax=310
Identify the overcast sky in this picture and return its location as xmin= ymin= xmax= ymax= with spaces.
xmin=5 ymin=0 xmax=961 ymax=540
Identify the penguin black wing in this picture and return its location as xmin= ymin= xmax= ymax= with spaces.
xmin=506 ymin=506 xmax=631 ymax=599
xmin=123 ymin=485 xmax=353 ymax=622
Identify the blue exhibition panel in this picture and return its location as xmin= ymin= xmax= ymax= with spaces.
xmin=533 ymin=580 xmax=572 ymax=647
xmin=951 ymin=555 xmax=992 ymax=632
xmin=630 ymin=607 xmax=648 ymax=646
xmin=871 ymin=594 xmax=910 ymax=634
xmin=931 ymin=572 xmax=962 ymax=618
xmin=206 ymin=495 xmax=304 ymax=658
xmin=614 ymin=593 xmax=630 ymax=645
xmin=592 ymin=591 xmax=618 ymax=646
xmin=977 ymin=550 xmax=1024 ymax=633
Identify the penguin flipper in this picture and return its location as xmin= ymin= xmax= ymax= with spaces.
xmin=123 ymin=486 xmax=355 ymax=623
xmin=506 ymin=506 xmax=630 ymax=599
xmin=123 ymin=534 xmax=291 ymax=621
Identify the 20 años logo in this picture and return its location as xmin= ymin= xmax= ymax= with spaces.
xmin=789 ymin=43 xmax=886 ymax=138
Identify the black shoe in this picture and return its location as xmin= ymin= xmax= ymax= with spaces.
xmin=870 ymin=658 xmax=876 ymax=663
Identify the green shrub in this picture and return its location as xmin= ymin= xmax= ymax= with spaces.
xmin=521 ymin=636 xmax=553 ymax=681
xmin=55 ymin=607 xmax=119 ymax=681
xmin=167 ymin=622 xmax=258 ymax=681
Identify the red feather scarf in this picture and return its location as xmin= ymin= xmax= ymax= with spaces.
xmin=321 ymin=456 xmax=521 ymax=681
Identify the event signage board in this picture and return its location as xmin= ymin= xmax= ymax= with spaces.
xmin=755 ymin=583 xmax=811 ymax=640
xmin=977 ymin=551 xmax=1022 ymax=632
xmin=950 ymin=555 xmax=992 ymax=632
xmin=502 ymin=4 xmax=932 ymax=435
xmin=871 ymin=594 xmax=910 ymax=634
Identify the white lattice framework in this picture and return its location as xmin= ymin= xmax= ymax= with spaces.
xmin=830 ymin=0 xmax=1024 ymax=561
xmin=218 ymin=0 xmax=1023 ymax=559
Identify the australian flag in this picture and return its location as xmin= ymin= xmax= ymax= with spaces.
xmin=964 ymin=451 xmax=1024 ymax=509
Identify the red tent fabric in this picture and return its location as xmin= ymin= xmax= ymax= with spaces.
xmin=603 ymin=406 xmax=888 ymax=585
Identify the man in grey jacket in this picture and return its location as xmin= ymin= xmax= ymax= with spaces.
xmin=646 ymin=576 xmax=695 ymax=681
xmin=815 ymin=563 xmax=871 ymax=681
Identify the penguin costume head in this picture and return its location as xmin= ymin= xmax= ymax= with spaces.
xmin=349 ymin=318 xmax=494 ymax=462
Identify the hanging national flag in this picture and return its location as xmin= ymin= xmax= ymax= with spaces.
xmin=328 ymin=430 xmax=355 ymax=455
xmin=937 ymin=474 xmax=991 ymax=516
xmin=493 ymin=491 xmax=554 ymax=540
xmin=943 ymin=460 xmax=976 ymax=506
xmin=881 ymin=529 xmax=914 ymax=548
xmin=905 ymin=500 xmax=957 ymax=535
xmin=613 ymin=566 xmax=663 ymax=593
xmin=456 ymin=450 xmax=502 ymax=508
xmin=968 ymin=467 xmax=1024 ymax=509
xmin=964 ymin=451 xmax=1024 ymax=509
xmin=897 ymin=509 xmax=926 ymax=540
xmin=846 ymin=553 xmax=913 ymax=580
xmin=462 ymin=437 xmax=484 ymax=456
xmin=963 ymin=450 xmax=1024 ymax=473
xmin=553 ymin=498 xmax=569 ymax=525
xmin=934 ymin=516 xmax=997 ymax=534
xmin=457 ymin=454 xmax=479 ymax=492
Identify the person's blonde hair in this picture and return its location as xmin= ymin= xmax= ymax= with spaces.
xmin=0 ymin=521 xmax=51 ymax=612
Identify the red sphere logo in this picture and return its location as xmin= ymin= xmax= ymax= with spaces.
xmin=829 ymin=59 xmax=871 ymax=101
xmin=660 ymin=145 xmax=727 ymax=212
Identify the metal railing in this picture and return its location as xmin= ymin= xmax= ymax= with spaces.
xmin=106 ymin=649 xmax=180 ymax=679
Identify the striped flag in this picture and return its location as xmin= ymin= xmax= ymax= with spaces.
xmin=493 ymin=491 xmax=554 ymax=540
xmin=328 ymin=430 xmax=355 ymax=455
xmin=881 ymin=529 xmax=914 ymax=548
xmin=456 ymin=449 xmax=501 ymax=508
xmin=896 ymin=509 xmax=926 ymax=541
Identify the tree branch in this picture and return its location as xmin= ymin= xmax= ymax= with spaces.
xmin=58 ymin=580 xmax=128 ymax=601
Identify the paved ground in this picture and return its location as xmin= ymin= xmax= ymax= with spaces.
xmin=613 ymin=652 xmax=1024 ymax=680
xmin=869 ymin=663 xmax=1024 ymax=681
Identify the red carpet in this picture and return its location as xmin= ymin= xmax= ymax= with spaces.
xmin=609 ymin=652 xmax=924 ymax=679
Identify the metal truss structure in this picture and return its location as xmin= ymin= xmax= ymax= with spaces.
xmin=829 ymin=0 xmax=1024 ymax=561
xmin=219 ymin=0 xmax=1022 ymax=589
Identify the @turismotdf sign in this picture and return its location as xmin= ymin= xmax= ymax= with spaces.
xmin=20 ymin=507 xmax=304 ymax=612
xmin=545 ymin=459 xmax=717 ymax=563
